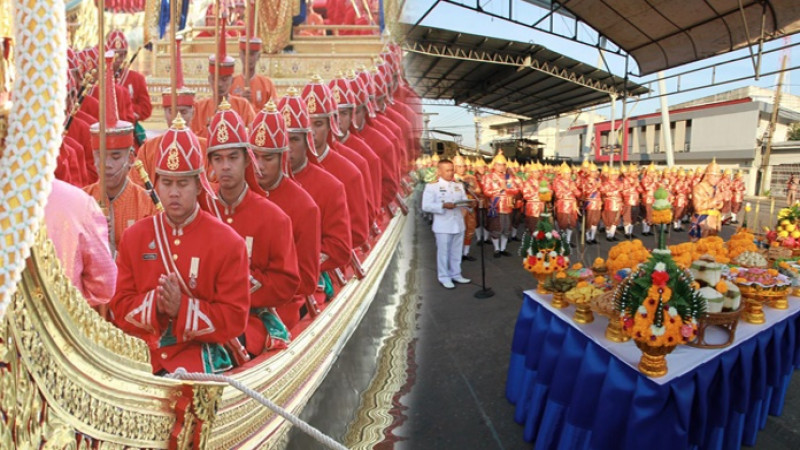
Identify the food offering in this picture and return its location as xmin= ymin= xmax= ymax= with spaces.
xmin=732 ymin=251 xmax=768 ymax=268
xmin=543 ymin=271 xmax=579 ymax=308
xmin=565 ymin=276 xmax=606 ymax=324
xmin=776 ymin=260 xmax=800 ymax=295
xmin=521 ymin=213 xmax=571 ymax=293
xmin=765 ymin=205 xmax=800 ymax=254
xmin=728 ymin=267 xmax=792 ymax=320
xmin=669 ymin=236 xmax=730 ymax=269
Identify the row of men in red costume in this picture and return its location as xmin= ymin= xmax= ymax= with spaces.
xmin=420 ymin=153 xmax=747 ymax=259
xmin=54 ymin=27 xmax=420 ymax=374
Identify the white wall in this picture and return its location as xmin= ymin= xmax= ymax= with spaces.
xmin=689 ymin=108 xmax=760 ymax=152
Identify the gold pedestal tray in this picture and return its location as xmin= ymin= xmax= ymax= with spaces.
xmin=737 ymin=284 xmax=790 ymax=324
xmin=534 ymin=272 xmax=550 ymax=294
xmin=573 ymin=302 xmax=594 ymax=324
xmin=605 ymin=315 xmax=630 ymax=342
xmin=635 ymin=340 xmax=677 ymax=378
xmin=551 ymin=291 xmax=568 ymax=309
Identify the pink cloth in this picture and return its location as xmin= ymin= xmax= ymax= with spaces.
xmin=45 ymin=180 xmax=117 ymax=306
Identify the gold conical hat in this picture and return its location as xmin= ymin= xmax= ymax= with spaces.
xmin=581 ymin=159 xmax=590 ymax=169
xmin=601 ymin=164 xmax=609 ymax=174
xmin=705 ymin=158 xmax=721 ymax=175
xmin=589 ymin=162 xmax=598 ymax=172
xmin=560 ymin=161 xmax=571 ymax=174
xmin=432 ymin=153 xmax=440 ymax=162
xmin=492 ymin=150 xmax=508 ymax=166
xmin=620 ymin=165 xmax=628 ymax=174
xmin=452 ymin=154 xmax=465 ymax=166
xmin=647 ymin=162 xmax=656 ymax=173
xmin=723 ymin=168 xmax=732 ymax=175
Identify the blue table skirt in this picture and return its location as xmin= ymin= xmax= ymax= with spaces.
xmin=506 ymin=293 xmax=800 ymax=450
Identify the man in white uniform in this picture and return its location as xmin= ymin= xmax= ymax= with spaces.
xmin=422 ymin=159 xmax=472 ymax=289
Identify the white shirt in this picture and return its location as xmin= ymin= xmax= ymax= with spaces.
xmin=422 ymin=178 xmax=468 ymax=234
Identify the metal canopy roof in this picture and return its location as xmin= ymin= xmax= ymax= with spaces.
xmin=558 ymin=0 xmax=800 ymax=76
xmin=403 ymin=25 xmax=648 ymax=121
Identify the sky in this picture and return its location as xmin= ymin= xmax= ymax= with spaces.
xmin=401 ymin=0 xmax=800 ymax=149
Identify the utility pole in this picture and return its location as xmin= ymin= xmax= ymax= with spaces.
xmin=474 ymin=109 xmax=481 ymax=156
xmin=760 ymin=55 xmax=788 ymax=195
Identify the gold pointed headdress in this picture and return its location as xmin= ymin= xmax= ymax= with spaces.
xmin=559 ymin=161 xmax=571 ymax=174
xmin=705 ymin=158 xmax=721 ymax=175
xmin=492 ymin=150 xmax=508 ymax=166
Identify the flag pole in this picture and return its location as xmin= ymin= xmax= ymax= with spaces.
xmin=97 ymin=0 xmax=107 ymax=210
xmin=169 ymin=0 xmax=178 ymax=113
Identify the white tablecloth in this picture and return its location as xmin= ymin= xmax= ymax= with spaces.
xmin=525 ymin=289 xmax=800 ymax=385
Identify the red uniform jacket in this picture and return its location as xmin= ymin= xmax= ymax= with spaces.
xmin=57 ymin=137 xmax=82 ymax=185
xmin=265 ymin=177 xmax=321 ymax=298
xmin=120 ymin=70 xmax=153 ymax=122
xmin=111 ymin=210 xmax=250 ymax=374
xmin=356 ymin=122 xmax=399 ymax=208
xmin=294 ymin=161 xmax=352 ymax=271
xmin=336 ymin=140 xmax=377 ymax=224
xmin=374 ymin=114 xmax=405 ymax=181
xmin=341 ymin=131 xmax=382 ymax=219
xmin=66 ymin=115 xmax=93 ymax=184
xmin=90 ymin=83 xmax=136 ymax=123
xmin=201 ymin=187 xmax=300 ymax=355
xmin=384 ymin=106 xmax=413 ymax=172
xmin=79 ymin=94 xmax=100 ymax=121
xmin=315 ymin=144 xmax=370 ymax=248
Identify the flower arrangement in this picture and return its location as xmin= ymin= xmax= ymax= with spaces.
xmin=668 ymin=236 xmax=730 ymax=268
xmin=652 ymin=187 xmax=673 ymax=225
xmin=615 ymin=215 xmax=705 ymax=377
xmin=521 ymin=213 xmax=571 ymax=275
xmin=607 ymin=240 xmax=650 ymax=274
xmin=727 ymin=228 xmax=758 ymax=259
xmin=538 ymin=179 xmax=553 ymax=203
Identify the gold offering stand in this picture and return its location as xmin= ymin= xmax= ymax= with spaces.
xmin=737 ymin=283 xmax=790 ymax=324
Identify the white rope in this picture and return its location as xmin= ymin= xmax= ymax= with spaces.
xmin=167 ymin=369 xmax=349 ymax=450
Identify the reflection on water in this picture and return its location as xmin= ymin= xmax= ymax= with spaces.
xmin=286 ymin=217 xmax=419 ymax=449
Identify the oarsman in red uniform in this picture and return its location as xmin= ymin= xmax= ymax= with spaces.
xmin=329 ymin=73 xmax=382 ymax=229
xmin=63 ymin=61 xmax=91 ymax=185
xmin=581 ymin=163 xmax=602 ymax=244
xmin=202 ymin=100 xmax=300 ymax=356
xmin=249 ymin=101 xmax=322 ymax=329
xmin=84 ymin=51 xmax=157 ymax=253
xmin=111 ymin=116 xmax=250 ymax=375
xmin=55 ymin=137 xmax=81 ymax=185
xmin=250 ymin=101 xmax=322 ymax=330
xmin=106 ymin=30 xmax=152 ymax=145
xmin=482 ymin=151 xmax=521 ymax=257
xmin=380 ymin=49 xmax=421 ymax=162
xmin=731 ymin=170 xmax=746 ymax=223
xmin=553 ymin=162 xmax=580 ymax=247
xmin=303 ymin=75 xmax=370 ymax=253
xmin=453 ymin=155 xmax=480 ymax=261
xmin=598 ymin=166 xmax=623 ymax=242
xmin=350 ymin=71 xmax=400 ymax=210
xmin=231 ymin=36 xmax=278 ymax=111
xmin=375 ymin=62 xmax=413 ymax=179
xmin=640 ymin=164 xmax=658 ymax=236
xmin=133 ymin=36 xmax=205 ymax=188
xmin=364 ymin=66 xmax=406 ymax=186
xmin=672 ymin=169 xmax=690 ymax=232
xmin=522 ymin=164 xmax=547 ymax=234
xmin=279 ymin=88 xmax=352 ymax=297
xmin=620 ymin=165 xmax=641 ymax=239
xmin=190 ymin=18 xmax=255 ymax=140
xmin=83 ymin=47 xmax=136 ymax=124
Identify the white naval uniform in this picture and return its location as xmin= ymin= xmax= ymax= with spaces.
xmin=422 ymin=178 xmax=468 ymax=284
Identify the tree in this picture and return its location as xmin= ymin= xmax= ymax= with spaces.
xmin=788 ymin=123 xmax=800 ymax=141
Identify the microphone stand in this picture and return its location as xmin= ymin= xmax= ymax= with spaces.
xmin=474 ymin=205 xmax=494 ymax=299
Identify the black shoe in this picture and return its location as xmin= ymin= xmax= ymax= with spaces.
xmin=606 ymin=236 xmax=618 ymax=242
xmin=731 ymin=220 xmax=739 ymax=224
xmin=570 ymin=241 xmax=576 ymax=248
xmin=500 ymin=250 xmax=512 ymax=257
xmin=642 ymin=231 xmax=652 ymax=236
xmin=494 ymin=251 xmax=502 ymax=258
xmin=477 ymin=240 xmax=484 ymax=246
xmin=625 ymin=234 xmax=633 ymax=240
xmin=511 ymin=236 xmax=520 ymax=242
xmin=462 ymin=255 xmax=477 ymax=262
